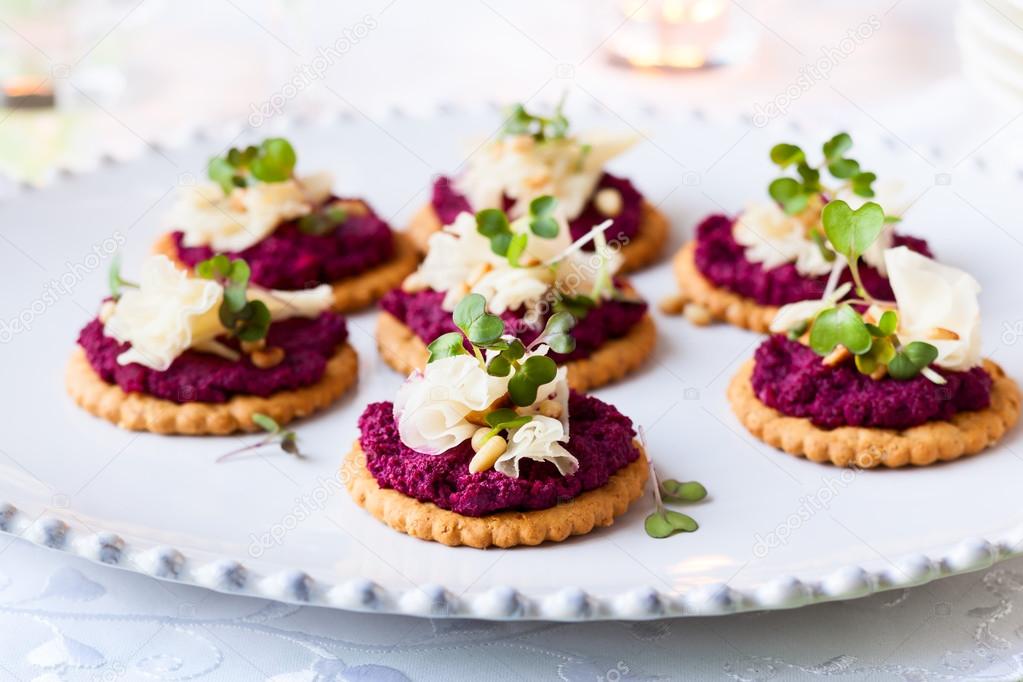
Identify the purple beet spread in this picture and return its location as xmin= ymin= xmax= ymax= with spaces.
xmin=172 ymin=197 xmax=394 ymax=291
xmin=380 ymin=289 xmax=647 ymax=362
xmin=359 ymin=392 xmax=639 ymax=516
xmin=751 ymin=335 xmax=992 ymax=429
xmin=431 ymin=172 xmax=643 ymax=247
xmin=78 ymin=313 xmax=348 ymax=403
xmin=693 ymin=214 xmax=932 ymax=306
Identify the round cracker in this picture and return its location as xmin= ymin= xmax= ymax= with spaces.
xmin=66 ymin=343 xmax=358 ymax=435
xmin=728 ymin=358 xmax=1022 ymax=468
xmin=344 ymin=439 xmax=649 ymax=548
xmin=672 ymin=241 xmax=778 ymax=333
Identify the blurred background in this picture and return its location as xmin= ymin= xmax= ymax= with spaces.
xmin=0 ymin=0 xmax=1019 ymax=186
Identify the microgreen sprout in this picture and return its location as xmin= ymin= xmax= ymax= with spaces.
xmin=644 ymin=461 xmax=706 ymax=539
xmin=426 ymin=294 xmax=576 ymax=407
xmin=528 ymin=195 xmax=559 ymax=238
xmin=207 ymin=138 xmax=297 ymax=194
xmin=475 ymin=195 xmax=561 ymax=267
xmin=477 ymin=408 xmax=533 ymax=447
xmin=529 ymin=311 xmax=577 ymax=354
xmin=216 ymin=413 xmax=301 ymax=463
xmin=777 ymin=188 xmax=943 ymax=382
xmin=502 ymin=97 xmax=569 ymax=142
xmin=808 ymin=303 xmax=942 ymax=382
xmin=107 ymin=253 xmax=137 ymax=300
xmin=195 ymin=254 xmax=271 ymax=342
xmin=768 ymin=132 xmax=883 ymax=216
xmin=820 ymin=199 xmax=886 ymax=299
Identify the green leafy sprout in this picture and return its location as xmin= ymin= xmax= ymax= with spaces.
xmin=502 ymin=97 xmax=570 ymax=142
xmin=195 ymin=254 xmax=272 ymax=343
xmin=208 ymin=138 xmax=298 ymax=194
xmin=768 ymin=133 xmax=900 ymax=264
xmin=798 ymin=202 xmax=942 ymax=382
xmin=768 ymin=133 xmax=881 ymax=214
xmin=216 ymin=412 xmax=301 ymax=463
xmin=476 ymin=407 xmax=534 ymax=448
xmin=425 ymin=293 xmax=577 ymax=408
xmin=807 ymin=303 xmax=942 ymax=382
xmin=766 ymin=167 xmax=941 ymax=384
xmin=644 ymin=460 xmax=707 ymax=540
xmin=475 ymin=195 xmax=561 ymax=267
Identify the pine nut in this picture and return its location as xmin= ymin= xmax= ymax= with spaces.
xmin=928 ymin=327 xmax=959 ymax=340
xmin=471 ymin=427 xmax=491 ymax=452
xmin=538 ymin=399 xmax=562 ymax=419
xmin=251 ymin=346 xmax=285 ymax=369
xmin=594 ymin=188 xmax=623 ymax=217
xmin=658 ymin=292 xmax=689 ymax=315
xmin=683 ymin=303 xmax=712 ymax=326
xmin=465 ymin=410 xmax=488 ymax=426
xmin=822 ymin=346 xmax=850 ymax=367
xmin=469 ymin=435 xmax=507 ymax=473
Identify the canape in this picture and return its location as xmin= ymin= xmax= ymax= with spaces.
xmin=728 ymin=199 xmax=1020 ymax=468
xmin=153 ymin=137 xmax=418 ymax=312
xmin=670 ymin=133 xmax=931 ymax=331
xmin=378 ymin=196 xmax=655 ymax=391
xmin=407 ymin=101 xmax=668 ymax=272
xmin=346 ymin=295 xmax=648 ymax=548
xmin=67 ymin=254 xmax=357 ymax=434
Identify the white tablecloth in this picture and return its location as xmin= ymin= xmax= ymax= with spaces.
xmin=3 ymin=1 xmax=1023 ymax=679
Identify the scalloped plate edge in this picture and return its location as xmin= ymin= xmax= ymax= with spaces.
xmin=2 ymin=502 xmax=1022 ymax=620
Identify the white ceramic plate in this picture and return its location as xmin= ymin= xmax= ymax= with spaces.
xmin=1 ymin=105 xmax=1021 ymax=621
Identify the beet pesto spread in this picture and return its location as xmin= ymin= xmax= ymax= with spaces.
xmin=751 ymin=335 xmax=992 ymax=430
xmin=358 ymin=392 xmax=640 ymax=516
xmin=79 ymin=313 xmax=348 ymax=404
xmin=694 ymin=214 xmax=931 ymax=307
xmin=173 ymin=197 xmax=394 ymax=291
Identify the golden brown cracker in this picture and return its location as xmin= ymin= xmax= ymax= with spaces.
xmin=66 ymin=343 xmax=358 ymax=435
xmin=727 ymin=358 xmax=1022 ymax=468
xmin=344 ymin=440 xmax=649 ymax=548
xmin=672 ymin=241 xmax=778 ymax=333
